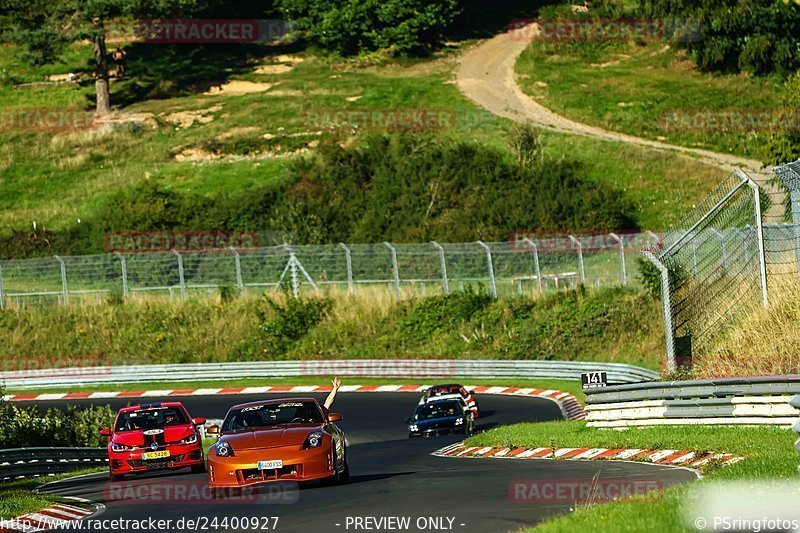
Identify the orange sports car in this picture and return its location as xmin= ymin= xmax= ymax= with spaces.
xmin=206 ymin=398 xmax=349 ymax=488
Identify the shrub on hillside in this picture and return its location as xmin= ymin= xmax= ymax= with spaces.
xmin=278 ymin=0 xmax=461 ymax=55
xmin=640 ymin=0 xmax=800 ymax=76
xmin=0 ymin=133 xmax=637 ymax=259
xmin=257 ymin=293 xmax=333 ymax=354
xmin=399 ymin=287 xmax=493 ymax=339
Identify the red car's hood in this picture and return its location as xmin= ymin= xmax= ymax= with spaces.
xmin=222 ymin=425 xmax=320 ymax=450
xmin=113 ymin=425 xmax=195 ymax=446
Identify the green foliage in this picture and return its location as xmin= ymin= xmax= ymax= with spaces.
xmin=398 ymin=286 xmax=493 ymax=339
xmin=1 ymin=133 xmax=637 ymax=258
xmin=765 ymin=71 xmax=800 ymax=166
xmin=509 ymin=122 xmax=544 ymax=171
xmin=219 ymin=285 xmax=237 ymax=303
xmin=0 ymin=404 xmax=115 ymax=448
xmin=257 ymin=294 xmax=333 ymax=354
xmin=278 ymin=0 xmax=461 ymax=55
xmin=640 ymin=0 xmax=800 ymax=76
xmin=637 ymin=256 xmax=662 ymax=299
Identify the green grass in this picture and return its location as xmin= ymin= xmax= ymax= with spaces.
xmin=516 ymin=40 xmax=786 ymax=162
xmin=0 ymin=468 xmax=104 ymax=520
xmin=466 ymin=421 xmax=798 ymax=532
xmin=0 ymin=287 xmax=663 ymax=370
xmin=0 ymin=40 xmax=728 ymax=243
xmin=5 ymin=377 xmax=588 ymax=399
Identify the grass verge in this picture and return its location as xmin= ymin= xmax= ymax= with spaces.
xmin=466 ymin=421 xmax=798 ymax=532
xmin=0 ymin=468 xmax=104 ymax=520
xmin=0 ymin=287 xmax=663 ymax=370
xmin=516 ymin=40 xmax=785 ymax=162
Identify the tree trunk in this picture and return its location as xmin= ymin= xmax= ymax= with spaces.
xmin=93 ymin=18 xmax=111 ymax=116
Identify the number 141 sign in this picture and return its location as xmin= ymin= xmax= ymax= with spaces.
xmin=581 ymin=371 xmax=608 ymax=389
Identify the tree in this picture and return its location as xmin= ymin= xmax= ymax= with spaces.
xmin=278 ymin=0 xmax=461 ymax=55
xmin=0 ymin=0 xmax=201 ymax=116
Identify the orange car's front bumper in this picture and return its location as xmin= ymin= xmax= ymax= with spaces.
xmin=207 ymin=444 xmax=334 ymax=487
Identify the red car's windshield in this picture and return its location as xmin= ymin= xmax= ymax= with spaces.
xmin=116 ymin=407 xmax=188 ymax=432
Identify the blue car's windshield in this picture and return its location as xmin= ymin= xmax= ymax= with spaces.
xmin=415 ymin=401 xmax=460 ymax=420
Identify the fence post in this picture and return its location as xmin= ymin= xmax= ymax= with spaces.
xmin=476 ymin=241 xmax=497 ymax=298
xmin=609 ymin=233 xmax=627 ymax=287
xmin=743 ymin=175 xmax=769 ymax=308
xmin=384 ymin=242 xmax=400 ymax=297
xmin=0 ymin=264 xmax=4 ymax=310
xmin=523 ymin=238 xmax=542 ymax=295
xmin=792 ymin=191 xmax=800 ymax=273
xmin=229 ymin=246 xmax=243 ymax=296
xmin=54 ymin=255 xmax=68 ymax=306
xmin=171 ymin=249 xmax=186 ymax=301
xmin=113 ymin=252 xmax=128 ymax=298
xmin=568 ymin=235 xmax=585 ymax=285
xmin=643 ymin=250 xmax=676 ymax=373
xmin=431 ymin=241 xmax=449 ymax=295
xmin=338 ymin=243 xmax=354 ymax=294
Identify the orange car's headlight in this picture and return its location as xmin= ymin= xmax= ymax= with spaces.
xmin=215 ymin=440 xmax=234 ymax=457
xmin=303 ymin=431 xmax=324 ymax=449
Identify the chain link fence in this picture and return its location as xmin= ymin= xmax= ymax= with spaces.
xmin=0 ymin=234 xmax=659 ymax=309
xmin=644 ymin=162 xmax=800 ymax=371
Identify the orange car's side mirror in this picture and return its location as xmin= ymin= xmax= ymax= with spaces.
xmin=207 ymin=425 xmax=220 ymax=435
xmin=99 ymin=427 xmax=111 ymax=437
xmin=194 ymin=417 xmax=207 ymax=426
xmin=328 ymin=413 xmax=343 ymax=422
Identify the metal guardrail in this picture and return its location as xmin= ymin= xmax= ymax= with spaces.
xmin=0 ymin=448 xmax=107 ymax=480
xmin=0 ymin=360 xmax=659 ymax=390
xmin=585 ymin=376 xmax=800 ymax=428
xmin=792 ymin=395 xmax=800 ymax=475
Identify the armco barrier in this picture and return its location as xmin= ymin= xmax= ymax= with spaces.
xmin=0 ymin=360 xmax=659 ymax=390
xmin=0 ymin=448 xmax=107 ymax=480
xmin=585 ymin=376 xmax=800 ymax=428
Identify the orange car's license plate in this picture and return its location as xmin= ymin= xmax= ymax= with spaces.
xmin=258 ymin=460 xmax=282 ymax=470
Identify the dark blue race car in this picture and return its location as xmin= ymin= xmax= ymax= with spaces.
xmin=406 ymin=398 xmax=474 ymax=438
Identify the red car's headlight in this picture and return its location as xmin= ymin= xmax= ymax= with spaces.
xmin=111 ymin=442 xmax=132 ymax=452
xmin=180 ymin=433 xmax=198 ymax=445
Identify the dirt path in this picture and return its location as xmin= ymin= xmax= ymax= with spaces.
xmin=455 ymin=22 xmax=765 ymax=175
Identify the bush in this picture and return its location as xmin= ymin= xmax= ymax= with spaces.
xmin=640 ymin=0 xmax=800 ymax=76
xmin=0 ymin=404 xmax=115 ymax=449
xmin=257 ymin=294 xmax=333 ymax=354
xmin=399 ymin=286 xmax=493 ymax=339
xmin=0 ymin=133 xmax=637 ymax=259
xmin=638 ymin=256 xmax=662 ymax=299
xmin=278 ymin=0 xmax=461 ymax=55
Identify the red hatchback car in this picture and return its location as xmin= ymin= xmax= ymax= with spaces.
xmin=100 ymin=402 xmax=207 ymax=481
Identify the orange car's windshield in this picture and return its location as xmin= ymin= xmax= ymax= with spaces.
xmin=222 ymin=401 xmax=323 ymax=432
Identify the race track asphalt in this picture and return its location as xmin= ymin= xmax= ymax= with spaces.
xmin=20 ymin=392 xmax=698 ymax=533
